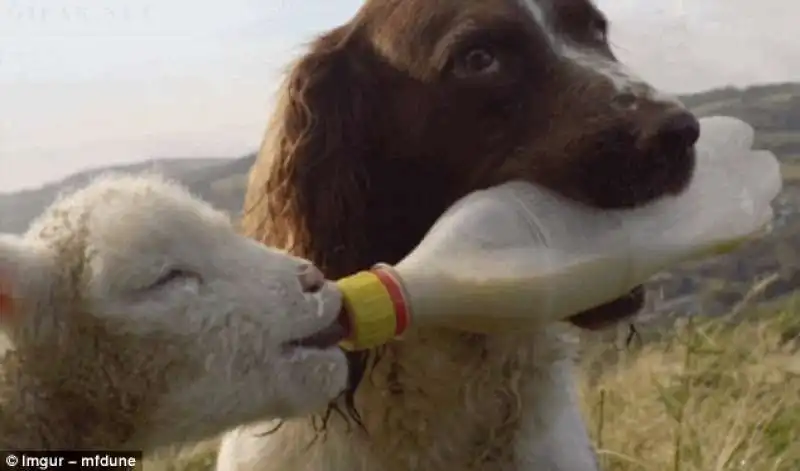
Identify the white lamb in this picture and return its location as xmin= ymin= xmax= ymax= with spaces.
xmin=0 ymin=173 xmax=350 ymax=452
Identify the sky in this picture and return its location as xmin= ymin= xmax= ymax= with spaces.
xmin=1 ymin=0 xmax=799 ymax=193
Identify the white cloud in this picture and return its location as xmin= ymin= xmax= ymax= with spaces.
xmin=598 ymin=0 xmax=800 ymax=92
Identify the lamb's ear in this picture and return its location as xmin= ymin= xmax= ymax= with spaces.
xmin=0 ymin=234 xmax=54 ymax=320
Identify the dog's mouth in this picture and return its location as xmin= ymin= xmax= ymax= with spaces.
xmin=287 ymin=319 xmax=348 ymax=349
xmin=577 ymin=130 xmax=697 ymax=210
xmin=566 ymin=286 xmax=645 ymax=331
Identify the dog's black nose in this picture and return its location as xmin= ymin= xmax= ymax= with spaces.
xmin=654 ymin=111 xmax=700 ymax=150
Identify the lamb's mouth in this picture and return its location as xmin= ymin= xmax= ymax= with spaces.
xmin=287 ymin=320 xmax=348 ymax=349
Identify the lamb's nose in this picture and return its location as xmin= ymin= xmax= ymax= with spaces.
xmin=297 ymin=263 xmax=325 ymax=293
xmin=653 ymin=111 xmax=701 ymax=150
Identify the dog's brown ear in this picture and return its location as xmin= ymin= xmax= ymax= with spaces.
xmin=242 ymin=30 xmax=381 ymax=277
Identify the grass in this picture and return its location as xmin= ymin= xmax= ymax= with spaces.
xmin=780 ymin=162 xmax=800 ymax=181
xmin=143 ymin=297 xmax=800 ymax=471
xmin=581 ymin=298 xmax=800 ymax=471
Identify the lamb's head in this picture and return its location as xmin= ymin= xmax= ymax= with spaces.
xmin=0 ymin=174 xmax=349 ymax=450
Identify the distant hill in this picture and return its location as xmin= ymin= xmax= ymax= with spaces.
xmin=682 ymin=82 xmax=800 ymax=164
xmin=0 ymin=155 xmax=255 ymax=234
xmin=3 ymin=81 xmax=800 ymax=317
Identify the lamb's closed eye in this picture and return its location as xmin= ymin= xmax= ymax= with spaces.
xmin=118 ymin=268 xmax=202 ymax=302
xmin=146 ymin=268 xmax=203 ymax=291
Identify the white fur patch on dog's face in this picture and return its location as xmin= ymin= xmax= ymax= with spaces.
xmin=517 ymin=0 xmax=677 ymax=105
xmin=1 ymin=173 xmax=350 ymax=446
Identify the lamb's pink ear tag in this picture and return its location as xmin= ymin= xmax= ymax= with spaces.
xmin=0 ymin=277 xmax=14 ymax=319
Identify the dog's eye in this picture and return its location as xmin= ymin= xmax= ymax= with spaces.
xmin=454 ymin=48 xmax=500 ymax=77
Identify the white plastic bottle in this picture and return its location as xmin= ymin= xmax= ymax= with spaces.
xmin=336 ymin=116 xmax=783 ymax=350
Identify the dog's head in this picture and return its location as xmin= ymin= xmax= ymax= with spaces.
xmin=246 ymin=0 xmax=699 ymax=281
xmin=360 ymin=0 xmax=698 ymax=207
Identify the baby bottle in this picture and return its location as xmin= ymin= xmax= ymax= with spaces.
xmin=335 ymin=116 xmax=782 ymax=350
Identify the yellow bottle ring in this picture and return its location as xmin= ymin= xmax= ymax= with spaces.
xmin=337 ymin=270 xmax=400 ymax=351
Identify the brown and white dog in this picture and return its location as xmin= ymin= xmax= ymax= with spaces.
xmin=217 ymin=0 xmax=700 ymax=470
